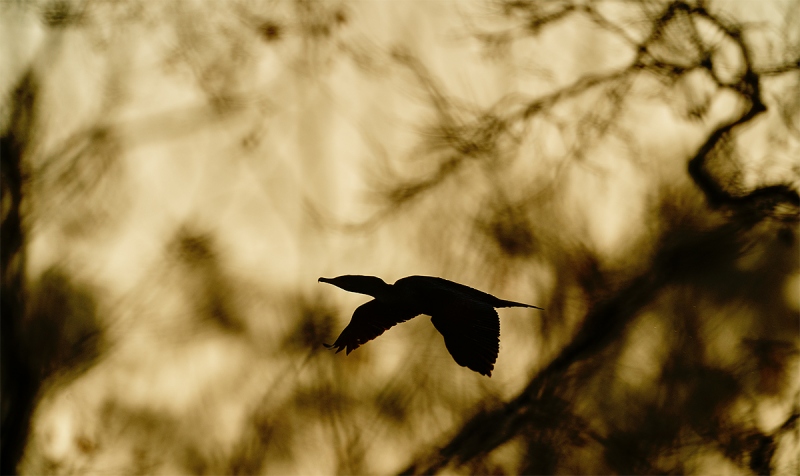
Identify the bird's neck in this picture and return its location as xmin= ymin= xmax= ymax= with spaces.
xmin=367 ymin=281 xmax=393 ymax=301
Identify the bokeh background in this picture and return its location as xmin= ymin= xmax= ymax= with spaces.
xmin=2 ymin=0 xmax=799 ymax=474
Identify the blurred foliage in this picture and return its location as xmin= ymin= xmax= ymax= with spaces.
xmin=2 ymin=0 xmax=798 ymax=475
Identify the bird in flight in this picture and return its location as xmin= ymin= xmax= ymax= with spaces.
xmin=319 ymin=275 xmax=542 ymax=376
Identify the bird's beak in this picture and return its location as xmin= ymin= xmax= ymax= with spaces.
xmin=318 ymin=277 xmax=332 ymax=284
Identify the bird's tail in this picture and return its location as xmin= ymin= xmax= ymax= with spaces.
xmin=496 ymin=299 xmax=543 ymax=310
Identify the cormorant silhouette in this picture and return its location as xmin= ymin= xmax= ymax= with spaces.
xmin=319 ymin=275 xmax=542 ymax=376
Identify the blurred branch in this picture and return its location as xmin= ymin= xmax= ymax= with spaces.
xmin=1 ymin=72 xmax=36 ymax=476
xmin=400 ymin=1 xmax=800 ymax=473
xmin=685 ymin=7 xmax=800 ymax=219
xmin=400 ymin=215 xmax=782 ymax=474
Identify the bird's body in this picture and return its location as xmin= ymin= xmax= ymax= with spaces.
xmin=319 ymin=275 xmax=542 ymax=376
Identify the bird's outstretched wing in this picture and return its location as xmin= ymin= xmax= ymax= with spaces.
xmin=430 ymin=301 xmax=500 ymax=377
xmin=325 ymin=299 xmax=418 ymax=355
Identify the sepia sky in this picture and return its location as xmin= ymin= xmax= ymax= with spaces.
xmin=2 ymin=0 xmax=798 ymax=474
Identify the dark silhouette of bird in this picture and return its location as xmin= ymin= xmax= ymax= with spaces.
xmin=319 ymin=275 xmax=542 ymax=376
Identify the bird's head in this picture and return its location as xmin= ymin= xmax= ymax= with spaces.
xmin=318 ymin=275 xmax=390 ymax=298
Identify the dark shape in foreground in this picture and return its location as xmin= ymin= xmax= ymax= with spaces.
xmin=319 ymin=275 xmax=542 ymax=376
